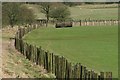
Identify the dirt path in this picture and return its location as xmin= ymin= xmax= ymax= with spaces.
xmin=1 ymin=27 xmax=54 ymax=78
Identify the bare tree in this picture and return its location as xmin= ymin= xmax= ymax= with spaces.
xmin=2 ymin=2 xmax=35 ymax=28
xmin=39 ymin=2 xmax=52 ymax=27
xmin=2 ymin=3 xmax=21 ymax=27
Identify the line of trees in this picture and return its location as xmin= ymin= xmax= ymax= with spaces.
xmin=3 ymin=2 xmax=118 ymax=28
xmin=2 ymin=2 xmax=71 ymax=27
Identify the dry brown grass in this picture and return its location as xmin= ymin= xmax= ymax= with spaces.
xmin=1 ymin=26 xmax=55 ymax=78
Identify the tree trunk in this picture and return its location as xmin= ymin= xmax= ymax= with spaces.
xmin=10 ymin=20 xmax=14 ymax=28
xmin=46 ymin=12 xmax=49 ymax=27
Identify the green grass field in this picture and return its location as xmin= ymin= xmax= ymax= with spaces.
xmin=26 ymin=4 xmax=118 ymax=20
xmin=23 ymin=25 xmax=118 ymax=78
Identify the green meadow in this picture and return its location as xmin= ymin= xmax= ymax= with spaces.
xmin=23 ymin=25 xmax=118 ymax=78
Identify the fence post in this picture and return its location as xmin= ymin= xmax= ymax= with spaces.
xmin=36 ymin=47 xmax=39 ymax=65
xmin=88 ymin=70 xmax=91 ymax=80
xmin=82 ymin=66 xmax=86 ymax=80
xmin=30 ymin=45 xmax=34 ymax=62
xmin=84 ymin=67 xmax=87 ymax=80
xmin=25 ymin=43 xmax=29 ymax=59
xmin=39 ymin=49 xmax=44 ymax=67
xmin=54 ymin=55 xmax=57 ymax=76
xmin=100 ymin=72 xmax=104 ymax=80
xmin=93 ymin=72 xmax=98 ymax=80
xmin=58 ymin=56 xmax=61 ymax=78
xmin=65 ymin=60 xmax=68 ymax=78
xmin=23 ymin=28 xmax=25 ymax=36
xmin=99 ymin=20 xmax=102 ymax=26
xmin=23 ymin=42 xmax=26 ymax=56
xmin=20 ymin=40 xmax=24 ymax=54
xmin=52 ymin=53 xmax=55 ymax=74
xmin=62 ymin=56 xmax=66 ymax=78
xmin=56 ymin=55 xmax=59 ymax=78
xmin=81 ymin=65 xmax=83 ymax=79
xmin=80 ymin=20 xmax=81 ymax=26
xmin=110 ymin=20 xmax=112 ymax=25
xmin=82 ymin=20 xmax=84 ymax=26
xmin=44 ymin=51 xmax=48 ymax=71
xmin=105 ymin=20 xmax=107 ymax=25
xmin=35 ymin=45 xmax=37 ymax=63
xmin=85 ymin=69 xmax=89 ymax=80
xmin=106 ymin=72 xmax=112 ymax=80
xmin=68 ymin=62 xmax=73 ymax=78
xmin=42 ymin=50 xmax=45 ymax=68
xmin=45 ymin=52 xmax=52 ymax=73
xmin=48 ymin=52 xmax=52 ymax=73
xmin=27 ymin=44 xmax=31 ymax=60
xmin=15 ymin=33 xmax=18 ymax=49
xmin=91 ymin=70 xmax=94 ymax=80
xmin=59 ymin=57 xmax=62 ymax=78
xmin=73 ymin=63 xmax=79 ymax=78
xmin=28 ymin=44 xmax=32 ymax=60
xmin=32 ymin=45 xmax=36 ymax=62
xmin=38 ymin=46 xmax=42 ymax=66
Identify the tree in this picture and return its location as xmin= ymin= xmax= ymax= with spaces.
xmin=2 ymin=2 xmax=35 ymax=28
xmin=2 ymin=3 xmax=21 ymax=27
xmin=39 ymin=2 xmax=52 ymax=27
xmin=19 ymin=5 xmax=35 ymax=25
xmin=50 ymin=5 xmax=71 ymax=22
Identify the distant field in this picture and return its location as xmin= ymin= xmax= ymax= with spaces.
xmin=69 ymin=7 xmax=118 ymax=20
xmin=23 ymin=25 xmax=118 ymax=78
xmin=26 ymin=4 xmax=118 ymax=20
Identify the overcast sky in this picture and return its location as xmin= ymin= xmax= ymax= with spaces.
xmin=1 ymin=0 xmax=120 ymax=2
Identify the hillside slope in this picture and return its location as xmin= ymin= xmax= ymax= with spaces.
xmin=1 ymin=27 xmax=55 ymax=78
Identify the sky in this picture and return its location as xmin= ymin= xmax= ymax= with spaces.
xmin=1 ymin=0 xmax=119 ymax=2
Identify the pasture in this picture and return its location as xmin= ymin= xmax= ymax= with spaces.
xmin=69 ymin=7 xmax=118 ymax=20
xmin=23 ymin=25 xmax=118 ymax=78
xmin=26 ymin=4 xmax=118 ymax=20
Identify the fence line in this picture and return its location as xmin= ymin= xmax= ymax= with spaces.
xmin=72 ymin=19 xmax=118 ymax=26
xmin=14 ymin=24 xmax=113 ymax=79
xmin=47 ymin=19 xmax=118 ymax=26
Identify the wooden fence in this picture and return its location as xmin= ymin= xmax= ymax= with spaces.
xmin=74 ymin=19 xmax=118 ymax=26
xmin=48 ymin=19 xmax=118 ymax=26
xmin=14 ymin=24 xmax=113 ymax=79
